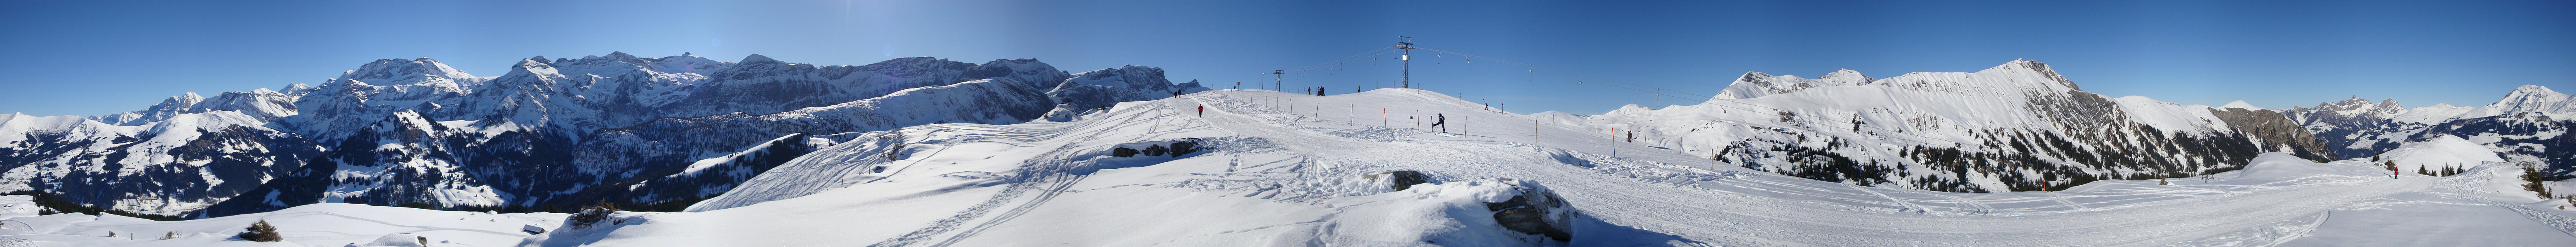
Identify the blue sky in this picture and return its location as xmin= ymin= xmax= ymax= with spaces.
xmin=2 ymin=0 xmax=2569 ymax=116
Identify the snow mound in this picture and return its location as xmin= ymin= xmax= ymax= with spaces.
xmin=2369 ymin=135 xmax=2504 ymax=172
xmin=1322 ymin=178 xmax=1577 ymax=246
xmin=353 ymin=233 xmax=427 ymax=247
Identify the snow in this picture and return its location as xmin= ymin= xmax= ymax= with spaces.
xmin=0 ymin=203 xmax=561 ymax=247
xmin=1710 ymin=69 xmax=1873 ymax=100
xmin=2220 ymin=100 xmax=2267 ymax=110
xmin=677 ymin=134 xmax=802 ymax=175
xmin=9 ymin=54 xmax=2572 ymax=246
xmin=2390 ymin=103 xmax=2473 ymax=124
xmin=0 ymin=196 xmax=38 ymax=219
xmin=507 ymin=88 xmax=2576 ymax=246
xmin=2369 ymin=135 xmax=2505 ymax=172
xmin=10 ymin=87 xmax=2571 ymax=246
xmin=2457 ymin=85 xmax=2575 ymax=119
xmin=2110 ymin=95 xmax=2228 ymax=133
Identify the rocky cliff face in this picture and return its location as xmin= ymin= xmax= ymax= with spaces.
xmin=2209 ymin=108 xmax=2338 ymax=160
xmin=2280 ymin=97 xmax=2422 ymax=158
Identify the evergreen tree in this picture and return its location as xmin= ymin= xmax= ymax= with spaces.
xmin=2522 ymin=164 xmax=2555 ymax=199
xmin=238 ymin=219 xmax=282 ymax=242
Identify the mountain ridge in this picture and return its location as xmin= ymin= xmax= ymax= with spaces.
xmin=0 ymin=52 xmax=1209 ymax=217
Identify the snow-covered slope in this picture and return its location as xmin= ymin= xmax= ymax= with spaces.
xmin=0 ymin=52 xmax=1209 ymax=218
xmin=0 ymin=202 xmax=562 ymax=247
xmin=1565 ymin=60 xmax=2334 ymax=193
xmin=478 ymin=88 xmax=2576 ymax=246
xmin=2368 ymin=135 xmax=2506 ymax=173
xmin=2461 ymin=85 xmax=2576 ymax=119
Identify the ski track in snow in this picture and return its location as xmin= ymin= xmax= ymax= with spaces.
xmin=257 ymin=88 xmax=2557 ymax=247
xmin=2431 ymin=165 xmax=2576 ymax=238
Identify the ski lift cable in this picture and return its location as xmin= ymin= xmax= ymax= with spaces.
xmin=1284 ymin=46 xmax=1401 ymax=72
xmin=1288 ymin=45 xmax=1395 ymax=71
xmin=1414 ymin=48 xmax=1704 ymax=99
xmin=1412 ymin=47 xmax=1969 ymax=147
xmin=1284 ymin=49 xmax=1399 ymax=74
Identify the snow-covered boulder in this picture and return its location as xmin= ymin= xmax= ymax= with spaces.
xmin=349 ymin=233 xmax=427 ymax=247
xmin=1324 ymin=178 xmax=1577 ymax=246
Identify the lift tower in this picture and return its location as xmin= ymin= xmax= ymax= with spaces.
xmin=1397 ymin=36 xmax=1416 ymax=89
xmin=1273 ymin=70 xmax=1284 ymax=91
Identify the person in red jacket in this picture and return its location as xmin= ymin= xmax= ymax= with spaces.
xmin=1197 ymin=105 xmax=1205 ymax=117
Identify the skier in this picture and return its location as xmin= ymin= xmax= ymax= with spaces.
xmin=1431 ymin=114 xmax=1447 ymax=133
xmin=1197 ymin=105 xmax=1205 ymax=117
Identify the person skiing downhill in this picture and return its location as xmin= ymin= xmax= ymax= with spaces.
xmin=1197 ymin=105 xmax=1205 ymax=117
xmin=1431 ymin=114 xmax=1447 ymax=133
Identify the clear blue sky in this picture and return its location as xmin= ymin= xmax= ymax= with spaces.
xmin=3 ymin=0 xmax=2570 ymax=117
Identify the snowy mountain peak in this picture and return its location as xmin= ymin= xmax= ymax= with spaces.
xmin=1820 ymin=69 xmax=1869 ymax=81
xmin=602 ymin=51 xmax=639 ymax=60
xmin=337 ymin=57 xmax=477 ymax=85
xmin=2220 ymin=100 xmax=2265 ymax=110
xmin=281 ymin=83 xmax=313 ymax=94
xmin=510 ymin=58 xmax=558 ymax=72
xmin=2510 ymin=84 xmax=2563 ymax=96
xmin=1711 ymin=69 xmax=1870 ymax=100
xmin=740 ymin=54 xmax=780 ymax=64
xmin=2457 ymin=84 xmax=2576 ymax=117
xmin=169 ymin=92 xmax=206 ymax=107
xmin=1063 ymin=65 xmax=1165 ymax=88
xmin=2390 ymin=103 xmax=2474 ymax=124
xmin=1983 ymin=59 xmax=2080 ymax=91
xmin=1735 ymin=71 xmax=1775 ymax=82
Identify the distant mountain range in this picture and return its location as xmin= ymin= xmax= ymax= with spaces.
xmin=2 ymin=54 xmax=2562 ymax=219
xmin=0 ymin=52 xmax=1207 ymax=218
xmin=2279 ymin=84 xmax=2572 ymax=172
xmin=1549 ymin=60 xmax=2568 ymax=192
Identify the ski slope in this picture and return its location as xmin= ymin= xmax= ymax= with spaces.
xmin=0 ymin=202 xmax=562 ymax=247
xmin=11 ymin=89 xmax=2571 ymax=246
